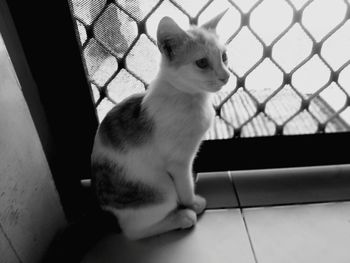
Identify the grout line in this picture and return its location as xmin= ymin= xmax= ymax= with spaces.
xmin=0 ymin=222 xmax=23 ymax=263
xmin=228 ymin=171 xmax=242 ymax=207
xmin=229 ymin=171 xmax=259 ymax=263
xmin=240 ymin=209 xmax=259 ymax=263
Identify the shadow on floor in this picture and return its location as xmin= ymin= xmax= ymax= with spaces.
xmin=43 ymin=208 xmax=121 ymax=263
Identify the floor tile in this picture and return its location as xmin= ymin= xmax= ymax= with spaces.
xmin=82 ymin=209 xmax=255 ymax=263
xmin=243 ymin=202 xmax=350 ymax=263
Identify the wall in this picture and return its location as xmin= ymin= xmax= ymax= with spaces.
xmin=0 ymin=34 xmax=66 ymax=262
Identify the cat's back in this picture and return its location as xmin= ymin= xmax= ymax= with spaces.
xmin=97 ymin=93 xmax=154 ymax=152
xmin=91 ymin=94 xmax=164 ymax=209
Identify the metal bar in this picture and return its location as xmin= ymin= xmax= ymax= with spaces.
xmin=230 ymin=163 xmax=350 ymax=178
xmin=82 ymin=164 xmax=350 ymax=208
xmin=231 ymin=164 xmax=350 ymax=207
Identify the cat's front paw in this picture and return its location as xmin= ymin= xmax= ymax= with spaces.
xmin=192 ymin=195 xmax=207 ymax=215
xmin=177 ymin=209 xmax=197 ymax=229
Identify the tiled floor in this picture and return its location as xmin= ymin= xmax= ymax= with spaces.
xmin=83 ymin=202 xmax=350 ymax=263
xmin=82 ymin=209 xmax=255 ymax=263
xmin=244 ymin=202 xmax=350 ymax=263
xmin=81 ymin=202 xmax=350 ymax=263
xmin=81 ymin=169 xmax=350 ymax=263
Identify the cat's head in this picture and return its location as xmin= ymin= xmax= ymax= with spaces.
xmin=157 ymin=10 xmax=230 ymax=94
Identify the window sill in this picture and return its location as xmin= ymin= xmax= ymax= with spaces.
xmin=230 ymin=164 xmax=350 ymax=207
xmin=81 ymin=164 xmax=350 ymax=209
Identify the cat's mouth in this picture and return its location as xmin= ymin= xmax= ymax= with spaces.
xmin=208 ymin=82 xmax=225 ymax=92
xmin=203 ymin=86 xmax=222 ymax=93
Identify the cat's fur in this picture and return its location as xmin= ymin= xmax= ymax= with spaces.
xmin=91 ymin=11 xmax=230 ymax=240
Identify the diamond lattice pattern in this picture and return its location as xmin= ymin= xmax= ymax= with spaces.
xmin=69 ymin=0 xmax=350 ymax=139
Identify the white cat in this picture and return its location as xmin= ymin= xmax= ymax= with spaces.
xmin=91 ymin=11 xmax=230 ymax=240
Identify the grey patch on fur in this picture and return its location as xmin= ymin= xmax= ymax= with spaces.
xmin=92 ymin=159 xmax=163 ymax=209
xmin=98 ymin=94 xmax=154 ymax=151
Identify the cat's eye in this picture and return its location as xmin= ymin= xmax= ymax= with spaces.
xmin=222 ymin=52 xmax=228 ymax=64
xmin=195 ymin=58 xmax=210 ymax=69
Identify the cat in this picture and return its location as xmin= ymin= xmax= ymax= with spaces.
xmin=91 ymin=10 xmax=230 ymax=240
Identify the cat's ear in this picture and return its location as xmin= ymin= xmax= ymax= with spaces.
xmin=157 ymin=17 xmax=189 ymax=61
xmin=201 ymin=9 xmax=228 ymax=31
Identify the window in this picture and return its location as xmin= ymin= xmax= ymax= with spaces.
xmin=5 ymin=0 xmax=350 ymax=216
xmin=68 ymin=0 xmax=350 ymax=172
xmin=68 ymin=0 xmax=350 ymax=137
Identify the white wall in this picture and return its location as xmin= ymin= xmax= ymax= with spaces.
xmin=0 ymin=35 xmax=66 ymax=263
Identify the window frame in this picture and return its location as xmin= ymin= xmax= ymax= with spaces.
xmin=195 ymin=132 xmax=350 ymax=172
xmin=5 ymin=0 xmax=98 ymax=220
xmin=5 ymin=0 xmax=350 ymax=217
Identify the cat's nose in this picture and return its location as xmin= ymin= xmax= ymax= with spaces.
xmin=219 ymin=73 xmax=230 ymax=84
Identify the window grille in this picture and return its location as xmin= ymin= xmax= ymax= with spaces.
xmin=68 ymin=0 xmax=350 ymax=139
